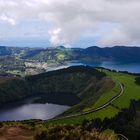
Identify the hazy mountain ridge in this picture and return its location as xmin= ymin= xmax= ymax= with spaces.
xmin=0 ymin=45 xmax=140 ymax=77
xmin=0 ymin=46 xmax=140 ymax=63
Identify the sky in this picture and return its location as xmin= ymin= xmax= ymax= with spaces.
xmin=0 ymin=0 xmax=140 ymax=48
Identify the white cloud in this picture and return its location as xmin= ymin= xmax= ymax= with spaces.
xmin=48 ymin=28 xmax=63 ymax=46
xmin=0 ymin=14 xmax=16 ymax=25
xmin=0 ymin=0 xmax=140 ymax=47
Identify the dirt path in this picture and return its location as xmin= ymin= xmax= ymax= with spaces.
xmin=0 ymin=126 xmax=34 ymax=140
xmin=48 ymin=81 xmax=124 ymax=121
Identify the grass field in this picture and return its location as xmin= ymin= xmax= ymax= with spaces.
xmin=106 ymin=70 xmax=140 ymax=109
xmin=83 ymin=80 xmax=120 ymax=112
xmin=46 ymin=105 xmax=118 ymax=125
xmin=46 ymin=69 xmax=140 ymax=125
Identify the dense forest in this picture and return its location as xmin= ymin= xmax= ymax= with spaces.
xmin=81 ymin=99 xmax=140 ymax=140
xmin=26 ymin=66 xmax=106 ymax=94
xmin=0 ymin=66 xmax=109 ymax=108
xmin=0 ymin=78 xmax=30 ymax=106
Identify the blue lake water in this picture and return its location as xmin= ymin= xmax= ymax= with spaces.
xmin=89 ymin=62 xmax=140 ymax=73
xmin=47 ymin=61 xmax=140 ymax=73
xmin=0 ymin=97 xmax=70 ymax=121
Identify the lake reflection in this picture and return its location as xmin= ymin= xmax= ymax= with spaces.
xmin=0 ymin=103 xmax=70 ymax=121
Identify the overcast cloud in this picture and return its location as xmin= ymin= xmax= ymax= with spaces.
xmin=0 ymin=0 xmax=140 ymax=47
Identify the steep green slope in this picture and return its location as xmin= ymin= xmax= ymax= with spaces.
xmin=26 ymin=66 xmax=106 ymax=95
xmin=0 ymin=77 xmax=30 ymax=106
xmin=0 ymin=66 xmax=113 ymax=109
xmin=26 ymin=66 xmax=114 ymax=111
xmin=47 ymin=69 xmax=140 ymax=125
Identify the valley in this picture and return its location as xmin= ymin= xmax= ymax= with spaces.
xmin=0 ymin=66 xmax=109 ymax=111
xmin=0 ymin=46 xmax=140 ymax=140
xmin=0 ymin=65 xmax=140 ymax=139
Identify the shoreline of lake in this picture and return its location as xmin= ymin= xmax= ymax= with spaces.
xmin=0 ymin=95 xmax=70 ymax=122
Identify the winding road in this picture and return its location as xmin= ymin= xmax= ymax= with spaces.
xmin=117 ymin=134 xmax=129 ymax=140
xmin=48 ymin=81 xmax=124 ymax=121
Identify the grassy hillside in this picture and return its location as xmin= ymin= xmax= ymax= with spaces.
xmin=60 ymin=76 xmax=114 ymax=116
xmin=98 ymin=99 xmax=140 ymax=140
xmin=46 ymin=68 xmax=140 ymax=125
xmin=26 ymin=66 xmax=116 ymax=114
xmin=26 ymin=66 xmax=106 ymax=95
